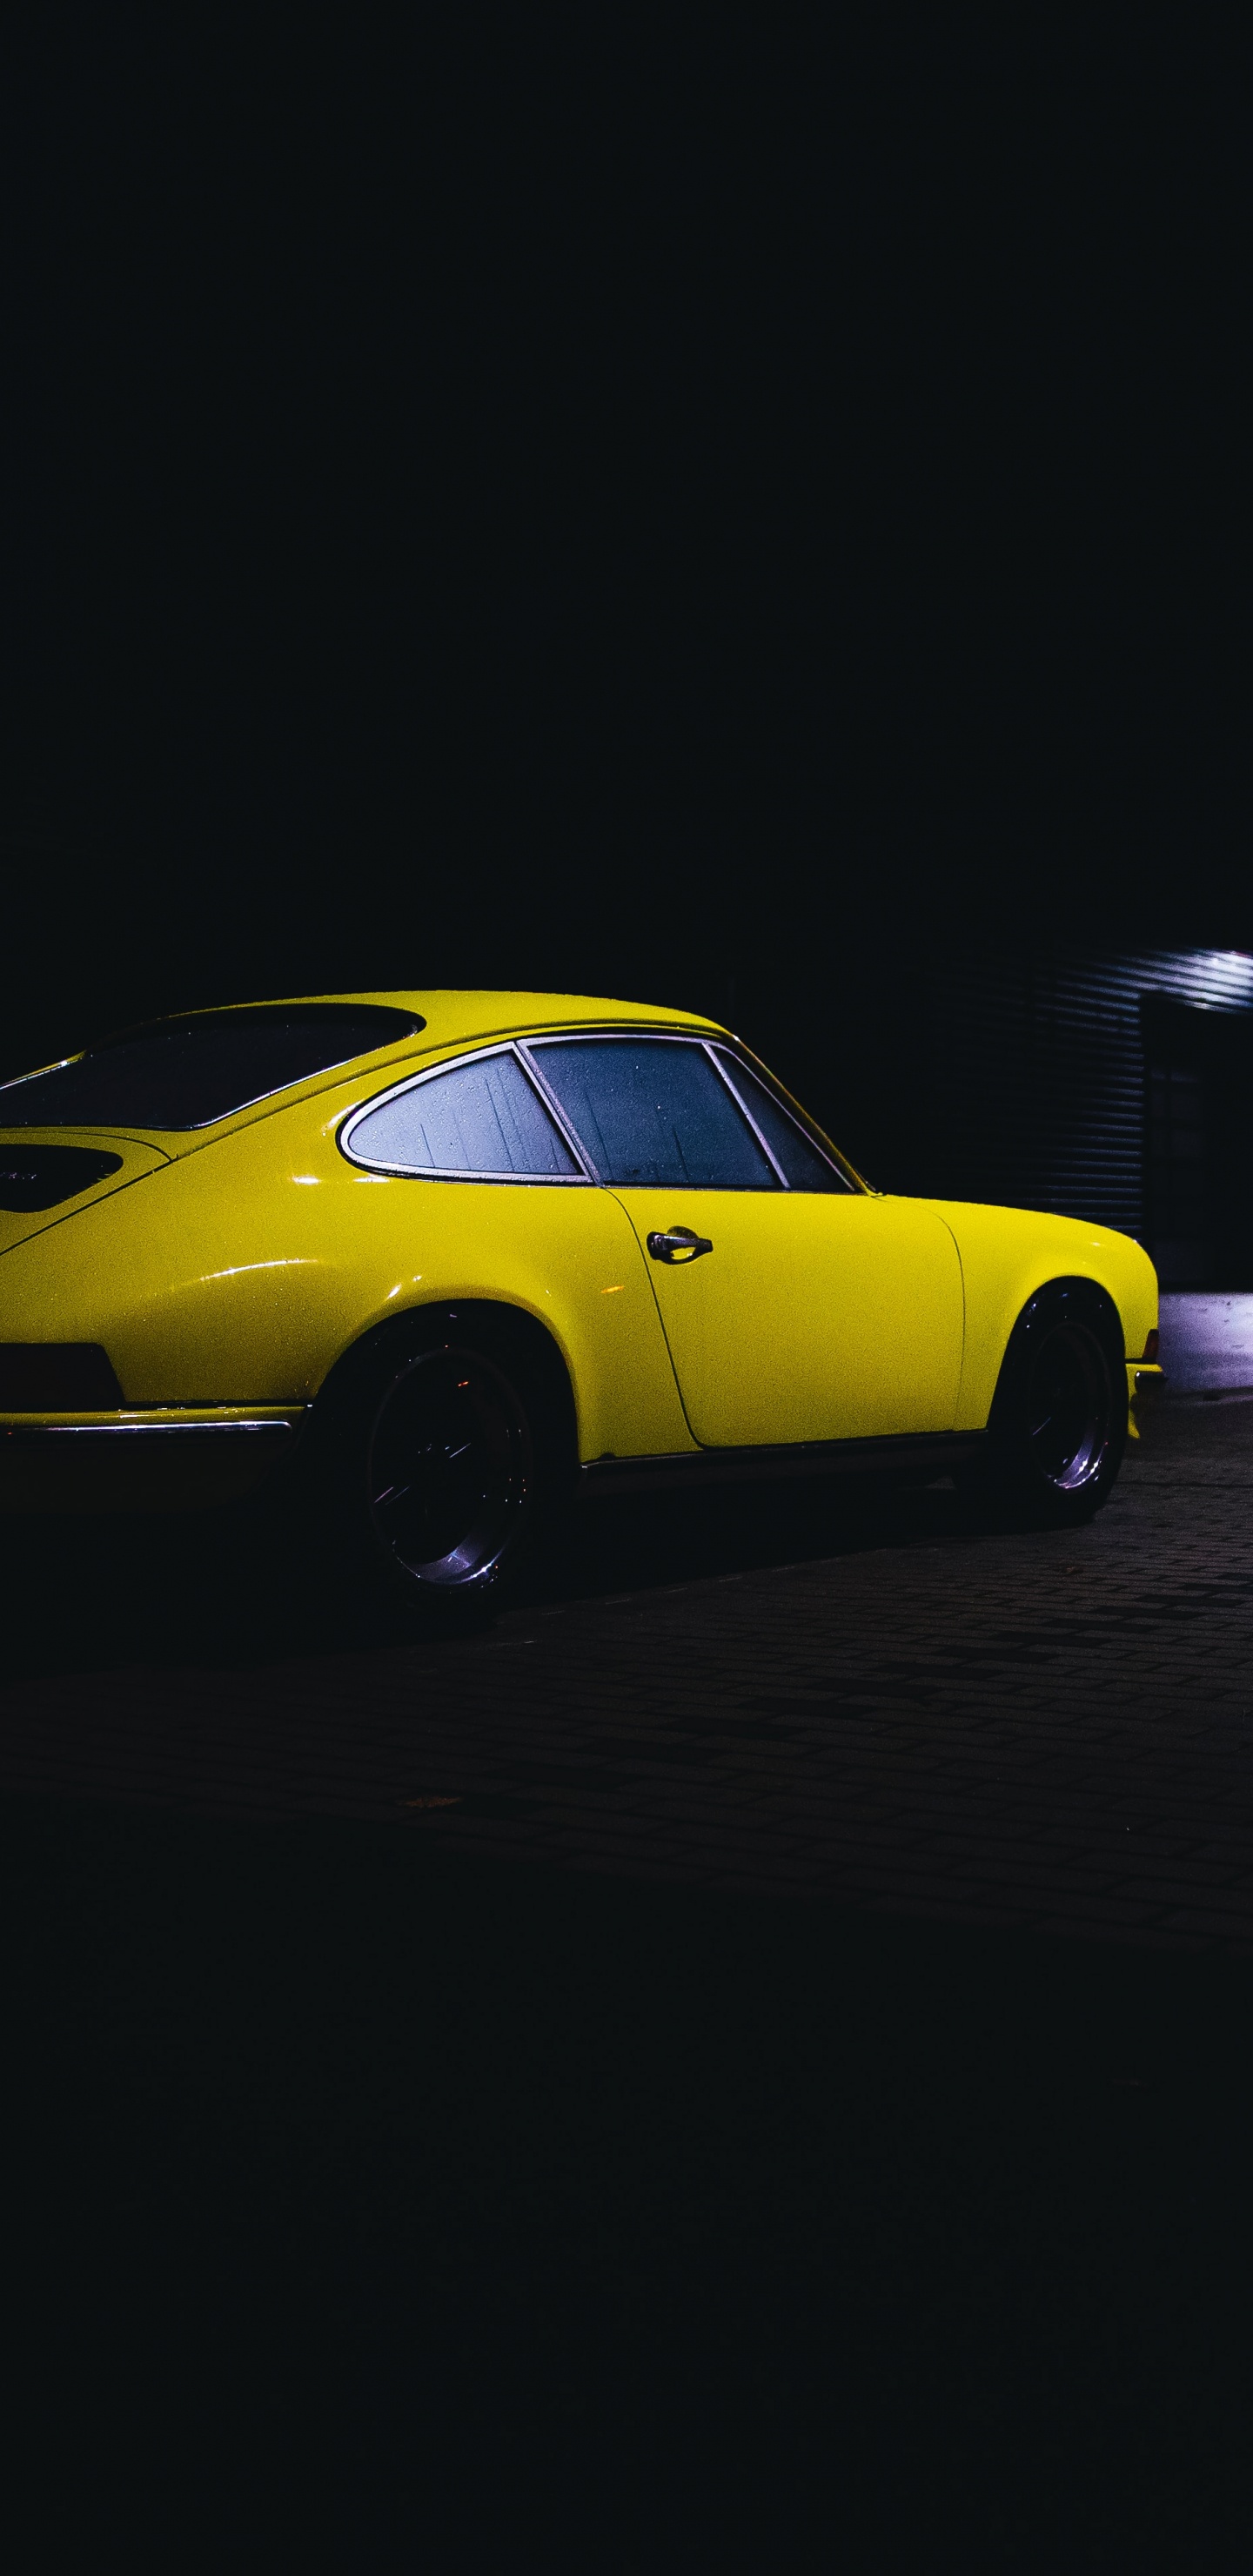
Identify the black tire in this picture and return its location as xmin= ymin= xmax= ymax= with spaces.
xmin=975 ymin=1281 xmax=1127 ymax=1528
xmin=305 ymin=1308 xmax=570 ymax=1623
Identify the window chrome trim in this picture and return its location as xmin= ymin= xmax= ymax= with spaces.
xmin=523 ymin=1026 xmax=857 ymax=1192
xmin=519 ymin=1030 xmax=782 ymax=1190
xmin=339 ymin=1023 xmax=863 ymax=1193
xmin=704 ymin=1043 xmax=854 ymax=1192
xmin=510 ymin=1043 xmax=598 ymax=1172
xmin=700 ymin=1043 xmax=789 ymax=1184
xmin=524 ymin=1030 xmax=786 ymax=1187
xmin=338 ymin=1042 xmax=596 ymax=1183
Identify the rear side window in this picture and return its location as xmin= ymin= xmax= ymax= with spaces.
xmin=347 ymin=1050 xmax=580 ymax=1177
xmin=0 ymin=1004 xmax=424 ymax=1131
xmin=530 ymin=1037 xmax=777 ymax=1189
xmin=711 ymin=1052 xmax=852 ymax=1192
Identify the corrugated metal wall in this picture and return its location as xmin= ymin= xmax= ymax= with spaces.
xmin=892 ymin=947 xmax=1253 ymax=1246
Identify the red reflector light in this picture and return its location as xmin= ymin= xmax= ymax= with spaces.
xmin=1142 ymin=1328 xmax=1159 ymax=1363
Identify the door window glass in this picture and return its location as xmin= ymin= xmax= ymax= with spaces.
xmin=712 ymin=1052 xmax=852 ymax=1191
xmin=348 ymin=1050 xmax=580 ymax=1177
xmin=531 ymin=1038 xmax=777 ymax=1188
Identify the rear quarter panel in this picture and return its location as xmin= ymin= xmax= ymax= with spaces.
xmin=0 ymin=1075 xmax=694 ymax=1463
xmin=917 ymin=1198 xmax=1160 ymax=1428
xmin=0 ymin=1130 xmax=171 ymax=1258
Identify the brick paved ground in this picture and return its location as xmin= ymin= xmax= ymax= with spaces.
xmin=9 ymin=1406 xmax=1253 ymax=2569
xmin=4 ymin=1395 xmax=1253 ymax=1953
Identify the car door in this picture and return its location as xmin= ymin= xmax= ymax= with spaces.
xmin=526 ymin=1033 xmax=965 ymax=1448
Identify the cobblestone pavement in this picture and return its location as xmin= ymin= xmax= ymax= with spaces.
xmin=4 ymin=1399 xmax=1253 ymax=1952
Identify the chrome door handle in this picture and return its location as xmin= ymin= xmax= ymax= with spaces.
xmin=647 ymin=1227 xmax=714 ymax=1265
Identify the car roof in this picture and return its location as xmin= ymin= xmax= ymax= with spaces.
xmin=237 ymin=989 xmax=720 ymax=1043
xmin=0 ymin=990 xmax=729 ymax=1150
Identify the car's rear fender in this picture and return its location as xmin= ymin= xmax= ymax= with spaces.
xmin=0 ymin=1104 xmax=694 ymax=1466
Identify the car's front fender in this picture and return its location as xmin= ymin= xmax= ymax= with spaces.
xmin=915 ymin=1198 xmax=1159 ymax=1428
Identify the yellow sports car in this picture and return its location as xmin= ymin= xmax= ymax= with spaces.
xmin=0 ymin=990 xmax=1161 ymax=1607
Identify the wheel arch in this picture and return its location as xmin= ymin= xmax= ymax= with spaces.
xmin=987 ymin=1274 xmax=1126 ymax=1435
xmin=935 ymin=1193 xmax=1156 ymax=1430
xmin=308 ymin=1295 xmax=581 ymax=1482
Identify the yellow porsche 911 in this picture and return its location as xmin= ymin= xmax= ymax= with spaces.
xmin=0 ymin=990 xmax=1160 ymax=1609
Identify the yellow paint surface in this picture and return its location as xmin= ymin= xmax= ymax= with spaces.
xmin=611 ymin=1189 xmax=964 ymax=1442
xmin=0 ymin=991 xmax=1161 ymax=1472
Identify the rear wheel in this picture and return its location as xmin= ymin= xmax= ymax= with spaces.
xmin=366 ymin=1344 xmax=533 ymax=1594
xmin=307 ymin=1312 xmax=566 ymax=1622
xmin=975 ymin=1284 xmax=1127 ymax=1527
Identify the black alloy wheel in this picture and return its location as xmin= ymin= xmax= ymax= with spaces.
xmin=365 ymin=1345 xmax=533 ymax=1596
xmin=1024 ymin=1319 xmax=1113 ymax=1494
xmin=980 ymin=1285 xmax=1127 ymax=1527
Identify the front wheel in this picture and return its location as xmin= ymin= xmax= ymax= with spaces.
xmin=973 ymin=1285 xmax=1127 ymax=1528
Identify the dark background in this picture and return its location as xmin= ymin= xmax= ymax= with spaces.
xmin=3 ymin=25 xmax=1253 ymax=2566
xmin=9 ymin=1800 xmax=1253 ymax=2573
xmin=3 ymin=16 xmax=1247 ymax=1124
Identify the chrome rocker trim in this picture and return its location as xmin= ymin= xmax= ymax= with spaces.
xmin=1 ymin=1413 xmax=302 ymax=1444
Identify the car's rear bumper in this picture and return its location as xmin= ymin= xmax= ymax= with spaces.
xmin=0 ymin=1406 xmax=305 ymax=1512
xmin=1127 ymin=1361 xmax=1166 ymax=1438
